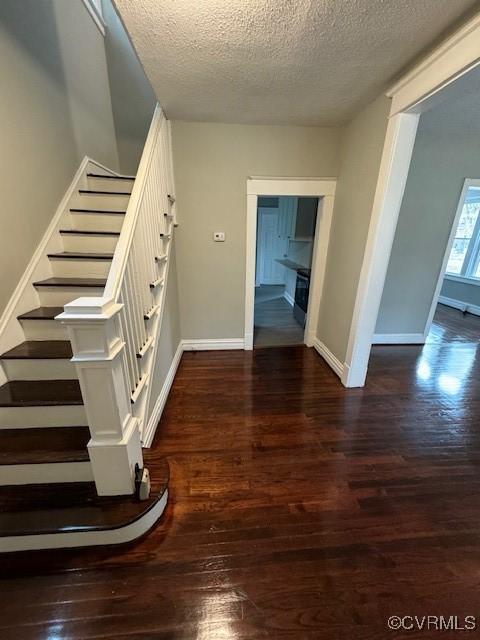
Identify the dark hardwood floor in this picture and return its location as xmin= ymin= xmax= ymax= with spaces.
xmin=1 ymin=305 xmax=480 ymax=639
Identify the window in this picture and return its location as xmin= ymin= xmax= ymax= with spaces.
xmin=446 ymin=181 xmax=480 ymax=281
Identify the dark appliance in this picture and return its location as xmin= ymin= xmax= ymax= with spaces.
xmin=293 ymin=268 xmax=311 ymax=328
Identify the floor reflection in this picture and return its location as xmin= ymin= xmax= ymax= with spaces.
xmin=416 ymin=344 xmax=476 ymax=396
xmin=415 ymin=305 xmax=479 ymax=399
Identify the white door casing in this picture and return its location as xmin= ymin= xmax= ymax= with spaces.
xmin=245 ymin=178 xmax=337 ymax=350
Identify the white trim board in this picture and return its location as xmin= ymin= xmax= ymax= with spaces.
xmin=344 ymin=113 xmax=420 ymax=387
xmin=344 ymin=10 xmax=480 ymax=388
xmin=387 ymin=12 xmax=480 ymax=116
xmin=182 ymin=338 xmax=244 ymax=351
xmin=312 ymin=338 xmax=346 ymax=380
xmin=445 ymin=273 xmax=480 ymax=287
xmin=245 ymin=178 xmax=336 ymax=351
xmin=372 ymin=333 xmax=425 ymax=345
xmin=438 ymin=295 xmax=480 ymax=317
xmin=143 ymin=341 xmax=183 ymax=447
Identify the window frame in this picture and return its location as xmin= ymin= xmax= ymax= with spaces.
xmin=445 ymin=178 xmax=480 ymax=283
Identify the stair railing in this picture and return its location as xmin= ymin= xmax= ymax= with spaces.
xmin=58 ymin=105 xmax=177 ymax=496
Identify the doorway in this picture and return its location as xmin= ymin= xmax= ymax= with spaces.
xmin=342 ymin=17 xmax=480 ymax=387
xmin=254 ymin=196 xmax=317 ymax=347
xmin=245 ymin=178 xmax=337 ymax=351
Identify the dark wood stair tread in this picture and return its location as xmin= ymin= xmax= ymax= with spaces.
xmin=0 ymin=455 xmax=168 ymax=537
xmin=0 ymin=427 xmax=90 ymax=465
xmin=70 ymin=208 xmax=126 ymax=215
xmin=33 ymin=277 xmax=106 ymax=288
xmin=78 ymin=190 xmax=132 ymax=195
xmin=60 ymin=229 xmax=120 ymax=236
xmin=47 ymin=252 xmax=114 ymax=260
xmin=87 ymin=173 xmax=134 ymax=180
xmin=0 ymin=380 xmax=82 ymax=407
xmin=17 ymin=307 xmax=63 ymax=320
xmin=1 ymin=341 xmax=72 ymax=360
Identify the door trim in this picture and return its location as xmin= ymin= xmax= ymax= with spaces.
xmin=245 ymin=178 xmax=337 ymax=350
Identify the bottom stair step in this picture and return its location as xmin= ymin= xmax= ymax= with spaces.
xmin=0 ymin=454 xmax=169 ymax=552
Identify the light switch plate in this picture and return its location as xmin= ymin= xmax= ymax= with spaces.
xmin=213 ymin=232 xmax=225 ymax=242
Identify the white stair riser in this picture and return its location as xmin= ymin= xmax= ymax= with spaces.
xmin=87 ymin=177 xmax=134 ymax=192
xmin=61 ymin=234 xmax=118 ymax=253
xmin=50 ymin=258 xmax=111 ymax=278
xmin=71 ymin=193 xmax=130 ymax=211
xmin=21 ymin=320 xmax=68 ymax=341
xmin=36 ymin=286 xmax=104 ymax=306
xmin=0 ymin=405 xmax=87 ymax=428
xmin=69 ymin=212 xmax=124 ymax=232
xmin=0 ymin=461 xmax=93 ymax=485
xmin=2 ymin=359 xmax=76 ymax=381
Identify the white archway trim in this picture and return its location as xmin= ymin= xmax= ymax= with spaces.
xmin=343 ymin=114 xmax=419 ymax=387
xmin=344 ymin=10 xmax=480 ymax=387
xmin=388 ymin=12 xmax=480 ymax=116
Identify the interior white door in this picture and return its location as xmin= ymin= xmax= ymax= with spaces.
xmin=257 ymin=209 xmax=286 ymax=285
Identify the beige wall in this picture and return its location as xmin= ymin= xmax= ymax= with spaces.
xmin=101 ymin=0 xmax=157 ymax=174
xmin=54 ymin=0 xmax=119 ymax=169
xmin=0 ymin=0 xmax=118 ymax=316
xmin=147 ymin=243 xmax=181 ymax=420
xmin=317 ymin=95 xmax=391 ymax=361
xmin=171 ymin=121 xmax=342 ymax=339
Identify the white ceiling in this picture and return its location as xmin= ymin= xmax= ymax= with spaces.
xmin=114 ymin=0 xmax=477 ymax=126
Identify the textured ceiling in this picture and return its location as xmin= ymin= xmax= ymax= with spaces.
xmin=114 ymin=0 xmax=477 ymax=126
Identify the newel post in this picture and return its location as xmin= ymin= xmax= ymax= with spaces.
xmin=58 ymin=297 xmax=143 ymax=496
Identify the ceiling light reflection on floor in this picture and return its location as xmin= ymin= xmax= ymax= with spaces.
xmin=438 ymin=373 xmax=461 ymax=395
xmin=416 ymin=359 xmax=431 ymax=381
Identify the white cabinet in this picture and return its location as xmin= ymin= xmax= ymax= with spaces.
xmin=276 ymin=197 xmax=317 ymax=241
xmin=294 ymin=198 xmax=317 ymax=240
xmin=277 ymin=197 xmax=298 ymax=239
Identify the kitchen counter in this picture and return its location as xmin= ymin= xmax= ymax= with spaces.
xmin=276 ymin=258 xmax=308 ymax=272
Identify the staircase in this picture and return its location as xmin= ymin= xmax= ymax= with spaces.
xmin=0 ymin=106 xmax=173 ymax=552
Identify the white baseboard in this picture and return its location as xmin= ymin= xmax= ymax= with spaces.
xmin=283 ymin=290 xmax=295 ymax=307
xmin=182 ymin=338 xmax=245 ymax=351
xmin=372 ymin=333 xmax=425 ymax=344
xmin=438 ymin=295 xmax=480 ymax=317
xmin=142 ymin=341 xmax=183 ymax=447
xmin=312 ymin=337 xmax=345 ymax=380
